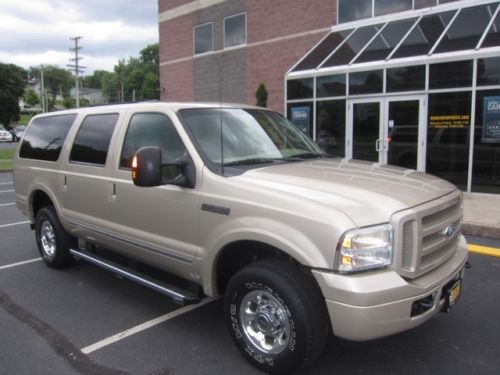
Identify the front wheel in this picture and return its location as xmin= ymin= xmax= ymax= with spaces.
xmin=224 ymin=260 xmax=329 ymax=373
xmin=35 ymin=206 xmax=75 ymax=269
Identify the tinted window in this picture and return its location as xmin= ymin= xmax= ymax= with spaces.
xmin=317 ymin=74 xmax=346 ymax=97
xmin=121 ymin=113 xmax=186 ymax=180
xmin=323 ymin=25 xmax=382 ymax=67
xmin=194 ymin=23 xmax=213 ymax=55
xmin=19 ymin=114 xmax=77 ymax=161
xmin=375 ymin=0 xmax=412 ymax=16
xmin=317 ymin=100 xmax=346 ymax=157
xmin=481 ymin=10 xmax=500 ymax=48
xmin=224 ymin=13 xmax=246 ymax=48
xmin=392 ymin=12 xmax=455 ymax=59
xmin=478 ymin=57 xmax=500 ymax=86
xmin=429 ymin=60 xmax=472 ymax=89
xmin=387 ymin=65 xmax=425 ymax=92
xmin=434 ymin=4 xmax=496 ymax=53
xmin=293 ymin=31 xmax=353 ymax=72
xmin=339 ymin=0 xmax=372 ymax=23
xmin=355 ymin=19 xmax=416 ymax=63
xmin=287 ymin=78 xmax=314 ymax=100
xmin=349 ymin=70 xmax=383 ymax=95
xmin=70 ymin=114 xmax=118 ymax=166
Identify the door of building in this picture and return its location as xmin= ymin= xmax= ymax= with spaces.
xmin=347 ymin=95 xmax=426 ymax=170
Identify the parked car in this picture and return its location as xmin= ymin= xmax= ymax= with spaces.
xmin=13 ymin=103 xmax=467 ymax=373
xmin=0 ymin=125 xmax=13 ymax=142
xmin=14 ymin=125 xmax=26 ymax=142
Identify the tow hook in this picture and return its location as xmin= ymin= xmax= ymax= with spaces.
xmin=465 ymin=261 xmax=472 ymax=269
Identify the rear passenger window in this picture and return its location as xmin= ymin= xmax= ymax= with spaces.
xmin=70 ymin=114 xmax=119 ymax=166
xmin=19 ymin=114 xmax=77 ymax=161
xmin=120 ymin=113 xmax=186 ymax=178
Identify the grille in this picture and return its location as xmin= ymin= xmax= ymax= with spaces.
xmin=394 ymin=192 xmax=462 ymax=279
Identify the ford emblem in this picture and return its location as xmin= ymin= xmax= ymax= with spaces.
xmin=441 ymin=223 xmax=457 ymax=238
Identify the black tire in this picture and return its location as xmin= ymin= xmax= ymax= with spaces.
xmin=35 ymin=206 xmax=75 ymax=269
xmin=224 ymin=260 xmax=329 ymax=374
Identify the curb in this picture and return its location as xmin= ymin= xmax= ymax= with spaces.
xmin=462 ymin=223 xmax=500 ymax=241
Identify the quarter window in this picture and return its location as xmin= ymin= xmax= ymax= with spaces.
xmin=19 ymin=114 xmax=77 ymax=161
xmin=224 ymin=13 xmax=246 ymax=48
xmin=194 ymin=23 xmax=213 ymax=55
xmin=70 ymin=114 xmax=118 ymax=166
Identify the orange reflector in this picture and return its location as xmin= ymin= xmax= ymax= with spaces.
xmin=132 ymin=155 xmax=138 ymax=169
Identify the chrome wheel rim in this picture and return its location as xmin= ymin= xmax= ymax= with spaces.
xmin=240 ymin=290 xmax=291 ymax=354
xmin=40 ymin=221 xmax=56 ymax=258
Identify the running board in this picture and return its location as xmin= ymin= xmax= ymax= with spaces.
xmin=69 ymin=248 xmax=202 ymax=305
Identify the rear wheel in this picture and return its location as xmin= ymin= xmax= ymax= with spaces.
xmin=224 ymin=260 xmax=329 ymax=373
xmin=35 ymin=206 xmax=75 ymax=269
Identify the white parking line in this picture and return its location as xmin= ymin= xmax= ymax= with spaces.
xmin=0 ymin=258 xmax=42 ymax=270
xmin=0 ymin=221 xmax=30 ymax=229
xmin=0 ymin=182 xmax=13 ymax=185
xmin=80 ymin=296 xmax=219 ymax=355
xmin=0 ymin=202 xmax=15 ymax=207
xmin=0 ymin=190 xmax=14 ymax=193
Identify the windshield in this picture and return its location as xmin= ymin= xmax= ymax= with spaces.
xmin=179 ymin=108 xmax=325 ymax=172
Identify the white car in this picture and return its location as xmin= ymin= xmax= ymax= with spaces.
xmin=0 ymin=125 xmax=14 ymax=142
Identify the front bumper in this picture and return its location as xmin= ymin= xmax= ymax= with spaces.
xmin=312 ymin=235 xmax=468 ymax=341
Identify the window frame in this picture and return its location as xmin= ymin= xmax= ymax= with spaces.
xmin=223 ymin=12 xmax=247 ymax=50
xmin=69 ymin=112 xmax=119 ymax=168
xmin=193 ymin=21 xmax=214 ymax=56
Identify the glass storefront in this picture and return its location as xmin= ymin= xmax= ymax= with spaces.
xmin=286 ymin=1 xmax=500 ymax=195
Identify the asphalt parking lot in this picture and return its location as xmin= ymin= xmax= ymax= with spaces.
xmin=1 ymin=171 xmax=499 ymax=375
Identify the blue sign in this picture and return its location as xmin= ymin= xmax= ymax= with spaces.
xmin=483 ymin=96 xmax=500 ymax=143
xmin=291 ymin=106 xmax=310 ymax=135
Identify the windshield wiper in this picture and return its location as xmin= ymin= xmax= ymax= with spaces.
xmin=286 ymin=152 xmax=327 ymax=160
xmin=224 ymin=158 xmax=278 ymax=167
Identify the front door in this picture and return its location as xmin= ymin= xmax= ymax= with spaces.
xmin=347 ymin=96 xmax=426 ymax=170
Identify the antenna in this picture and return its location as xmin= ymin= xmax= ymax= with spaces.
xmin=218 ymin=47 xmax=225 ymax=176
xmin=67 ymin=36 xmax=86 ymax=108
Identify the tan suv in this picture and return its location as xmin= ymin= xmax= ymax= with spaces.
xmin=13 ymin=102 xmax=467 ymax=373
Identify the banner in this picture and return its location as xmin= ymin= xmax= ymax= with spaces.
xmin=291 ymin=106 xmax=310 ymax=134
xmin=483 ymin=96 xmax=500 ymax=143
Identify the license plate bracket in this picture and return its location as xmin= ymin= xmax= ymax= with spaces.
xmin=442 ymin=278 xmax=462 ymax=313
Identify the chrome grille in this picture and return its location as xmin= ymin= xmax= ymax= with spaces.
xmin=392 ymin=191 xmax=462 ymax=279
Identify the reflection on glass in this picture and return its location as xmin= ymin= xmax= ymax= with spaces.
xmin=338 ymin=0 xmax=372 ymax=23
xmin=194 ymin=23 xmax=212 ymax=54
xmin=472 ymin=90 xmax=500 ymax=194
xmin=426 ymin=92 xmax=471 ymax=190
xmin=356 ymin=19 xmax=416 ymax=63
xmin=317 ymin=75 xmax=346 ymax=97
xmin=391 ymin=12 xmax=455 ymax=59
xmin=349 ymin=70 xmax=383 ymax=95
xmin=293 ymin=31 xmax=353 ymax=72
xmin=429 ymin=60 xmax=472 ymax=89
xmin=387 ymin=100 xmax=419 ymax=169
xmin=375 ymin=0 xmax=412 ymax=16
xmin=287 ymin=78 xmax=314 ymax=100
xmin=316 ymin=100 xmax=346 ymax=157
xmin=481 ymin=10 xmax=500 ymax=48
xmin=323 ymin=25 xmax=382 ymax=67
xmin=387 ymin=65 xmax=425 ymax=92
xmin=353 ymin=102 xmax=380 ymax=162
xmin=434 ymin=4 xmax=495 ymax=53
xmin=477 ymin=57 xmax=500 ymax=86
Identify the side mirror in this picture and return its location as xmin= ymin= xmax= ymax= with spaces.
xmin=132 ymin=146 xmax=196 ymax=188
xmin=132 ymin=146 xmax=162 ymax=187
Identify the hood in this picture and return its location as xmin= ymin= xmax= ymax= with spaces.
xmin=235 ymin=158 xmax=456 ymax=226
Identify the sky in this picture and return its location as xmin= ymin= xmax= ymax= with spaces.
xmin=0 ymin=0 xmax=159 ymax=75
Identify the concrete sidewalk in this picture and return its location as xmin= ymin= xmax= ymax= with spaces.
xmin=463 ymin=195 xmax=500 ymax=240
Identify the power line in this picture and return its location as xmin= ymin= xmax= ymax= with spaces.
xmin=67 ymin=36 xmax=86 ymax=108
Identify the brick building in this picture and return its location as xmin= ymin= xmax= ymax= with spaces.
xmin=159 ymin=0 xmax=500 ymax=196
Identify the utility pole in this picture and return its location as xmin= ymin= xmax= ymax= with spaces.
xmin=67 ymin=36 xmax=85 ymax=108
xmin=40 ymin=69 xmax=45 ymax=113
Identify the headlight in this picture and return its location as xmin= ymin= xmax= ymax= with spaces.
xmin=334 ymin=224 xmax=393 ymax=273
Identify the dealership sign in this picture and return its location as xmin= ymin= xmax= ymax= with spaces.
xmin=483 ymin=97 xmax=500 ymax=143
xmin=291 ymin=106 xmax=310 ymax=134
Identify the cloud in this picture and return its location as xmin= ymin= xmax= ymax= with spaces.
xmin=0 ymin=0 xmax=158 ymax=74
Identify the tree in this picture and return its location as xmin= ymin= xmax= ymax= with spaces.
xmin=24 ymin=89 xmax=40 ymax=106
xmin=83 ymin=70 xmax=108 ymax=89
xmin=256 ymin=83 xmax=268 ymax=107
xmin=0 ymin=63 xmax=27 ymax=126
xmin=28 ymin=65 xmax=73 ymax=105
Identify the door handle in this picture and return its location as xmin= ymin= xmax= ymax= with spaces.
xmin=375 ymin=139 xmax=381 ymax=152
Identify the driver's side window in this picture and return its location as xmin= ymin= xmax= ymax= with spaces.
xmin=120 ymin=113 xmax=187 ymax=180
